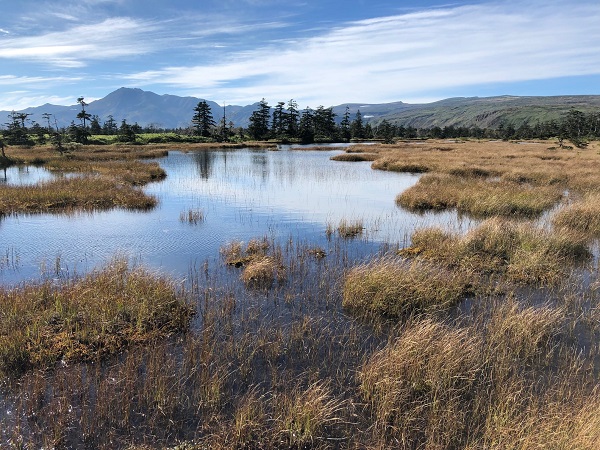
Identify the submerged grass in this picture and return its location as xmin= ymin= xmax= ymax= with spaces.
xmin=0 ymin=259 xmax=193 ymax=378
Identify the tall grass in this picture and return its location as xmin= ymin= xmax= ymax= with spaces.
xmin=552 ymin=193 xmax=600 ymax=235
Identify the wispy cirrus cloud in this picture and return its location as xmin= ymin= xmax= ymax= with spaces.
xmin=124 ymin=0 xmax=600 ymax=105
xmin=0 ymin=75 xmax=82 ymax=86
xmin=0 ymin=92 xmax=74 ymax=111
xmin=0 ymin=17 xmax=162 ymax=67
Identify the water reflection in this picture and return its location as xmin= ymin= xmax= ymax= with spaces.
xmin=192 ymin=150 xmax=216 ymax=180
xmin=0 ymin=148 xmax=473 ymax=285
xmin=0 ymin=165 xmax=55 ymax=185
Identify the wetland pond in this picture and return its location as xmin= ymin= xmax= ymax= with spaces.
xmin=2 ymin=145 xmax=599 ymax=448
xmin=0 ymin=146 xmax=472 ymax=285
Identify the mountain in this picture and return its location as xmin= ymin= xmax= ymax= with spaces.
xmin=1 ymin=88 xmax=599 ymax=131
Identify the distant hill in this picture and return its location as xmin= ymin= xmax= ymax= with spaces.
xmin=370 ymin=96 xmax=600 ymax=129
xmin=1 ymin=88 xmax=599 ymax=130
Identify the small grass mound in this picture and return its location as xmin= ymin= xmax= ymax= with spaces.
xmin=0 ymin=176 xmax=157 ymax=214
xmin=0 ymin=259 xmax=194 ymax=378
xmin=404 ymin=218 xmax=589 ymax=284
xmin=397 ymin=173 xmax=563 ymax=218
xmin=342 ymin=258 xmax=472 ymax=318
xmin=552 ymin=193 xmax=600 ymax=235
xmin=241 ymin=256 xmax=286 ymax=289
xmin=221 ymin=238 xmax=286 ymax=288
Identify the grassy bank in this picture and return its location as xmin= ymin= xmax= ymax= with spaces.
xmin=0 ymin=145 xmax=167 ymax=215
xmin=336 ymin=139 xmax=600 ymax=219
xmin=0 ymin=259 xmax=193 ymax=379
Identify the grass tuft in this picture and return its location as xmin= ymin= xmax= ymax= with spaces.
xmin=342 ymin=258 xmax=472 ymax=318
xmin=0 ymin=259 xmax=193 ymax=378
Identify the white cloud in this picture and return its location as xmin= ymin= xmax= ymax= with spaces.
xmin=0 ymin=17 xmax=161 ymax=67
xmin=0 ymin=75 xmax=82 ymax=86
xmin=0 ymin=93 xmax=74 ymax=111
xmin=124 ymin=0 xmax=600 ymax=105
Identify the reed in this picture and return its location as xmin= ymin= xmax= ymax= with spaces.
xmin=336 ymin=218 xmax=364 ymax=238
xmin=180 ymin=208 xmax=205 ymax=224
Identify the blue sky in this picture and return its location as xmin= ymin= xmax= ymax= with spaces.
xmin=0 ymin=0 xmax=599 ymax=110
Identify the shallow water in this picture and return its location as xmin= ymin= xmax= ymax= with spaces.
xmin=0 ymin=147 xmax=473 ymax=284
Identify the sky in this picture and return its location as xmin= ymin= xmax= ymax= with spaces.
xmin=0 ymin=0 xmax=599 ymax=110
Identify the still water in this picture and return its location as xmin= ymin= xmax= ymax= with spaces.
xmin=0 ymin=147 xmax=469 ymax=284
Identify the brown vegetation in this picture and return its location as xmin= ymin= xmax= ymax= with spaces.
xmin=0 ymin=259 xmax=193 ymax=378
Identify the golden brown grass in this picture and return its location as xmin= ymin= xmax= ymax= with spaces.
xmin=338 ymin=140 xmax=600 ymax=219
xmin=342 ymin=258 xmax=472 ymax=317
xmin=552 ymin=193 xmax=600 ymax=235
xmin=221 ymin=238 xmax=286 ymax=288
xmin=397 ymin=172 xmax=563 ymax=217
xmin=0 ymin=145 xmax=167 ymax=215
xmin=44 ymin=159 xmax=166 ymax=185
xmin=0 ymin=176 xmax=157 ymax=214
xmin=402 ymin=217 xmax=589 ymax=284
xmin=0 ymin=259 xmax=193 ymax=378
xmin=360 ymin=295 xmax=592 ymax=449
xmin=360 ymin=320 xmax=484 ymax=448
xmin=329 ymin=152 xmax=379 ymax=162
xmin=336 ymin=218 xmax=364 ymax=238
xmin=241 ymin=255 xmax=286 ymax=288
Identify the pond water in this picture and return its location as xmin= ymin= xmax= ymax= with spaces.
xmin=0 ymin=147 xmax=471 ymax=284
xmin=0 ymin=165 xmax=56 ymax=185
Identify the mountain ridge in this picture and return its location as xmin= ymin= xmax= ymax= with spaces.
xmin=1 ymin=88 xmax=599 ymax=130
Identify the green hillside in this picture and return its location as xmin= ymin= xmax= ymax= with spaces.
xmin=373 ymin=95 xmax=600 ymax=129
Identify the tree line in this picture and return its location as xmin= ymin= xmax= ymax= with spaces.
xmin=2 ymin=96 xmax=599 ymax=150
